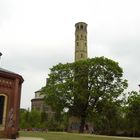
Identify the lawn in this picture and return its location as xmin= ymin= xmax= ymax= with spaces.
xmin=19 ymin=131 xmax=138 ymax=140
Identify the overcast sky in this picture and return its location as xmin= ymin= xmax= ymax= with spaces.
xmin=1 ymin=0 xmax=140 ymax=109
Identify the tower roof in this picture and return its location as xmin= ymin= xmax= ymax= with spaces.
xmin=75 ymin=22 xmax=87 ymax=26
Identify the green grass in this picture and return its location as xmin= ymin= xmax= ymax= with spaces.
xmin=19 ymin=131 xmax=137 ymax=140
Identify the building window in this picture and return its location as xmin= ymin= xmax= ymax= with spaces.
xmin=81 ymin=53 xmax=83 ymax=58
xmin=81 ymin=35 xmax=83 ymax=39
xmin=77 ymin=26 xmax=79 ymax=30
xmin=0 ymin=96 xmax=4 ymax=124
xmin=80 ymin=25 xmax=83 ymax=29
xmin=0 ymin=94 xmax=7 ymax=129
xmin=77 ymin=42 xmax=79 ymax=46
xmin=77 ymin=35 xmax=79 ymax=40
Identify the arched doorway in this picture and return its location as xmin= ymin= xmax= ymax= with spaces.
xmin=0 ymin=94 xmax=7 ymax=130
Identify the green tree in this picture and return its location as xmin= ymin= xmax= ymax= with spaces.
xmin=42 ymin=57 xmax=127 ymax=133
xmin=126 ymin=91 xmax=140 ymax=136
xmin=19 ymin=109 xmax=29 ymax=129
xmin=91 ymin=98 xmax=125 ymax=135
xmin=19 ymin=109 xmax=45 ymax=129
xmin=29 ymin=110 xmax=42 ymax=128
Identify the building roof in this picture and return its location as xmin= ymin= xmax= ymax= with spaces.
xmin=0 ymin=67 xmax=17 ymax=74
xmin=35 ymin=88 xmax=42 ymax=93
xmin=31 ymin=98 xmax=44 ymax=102
xmin=0 ymin=67 xmax=24 ymax=82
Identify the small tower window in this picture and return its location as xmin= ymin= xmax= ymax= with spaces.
xmin=77 ymin=26 xmax=79 ymax=30
xmin=80 ymin=25 xmax=83 ymax=29
xmin=85 ymin=36 xmax=86 ymax=40
xmin=81 ymin=53 xmax=83 ymax=58
xmin=77 ymin=42 xmax=79 ymax=46
xmin=85 ymin=42 xmax=87 ymax=47
xmin=81 ymin=35 xmax=83 ymax=39
xmin=77 ymin=35 xmax=79 ymax=40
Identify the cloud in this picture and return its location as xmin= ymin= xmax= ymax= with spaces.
xmin=1 ymin=0 xmax=140 ymax=108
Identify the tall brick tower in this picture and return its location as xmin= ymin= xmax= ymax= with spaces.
xmin=68 ymin=22 xmax=88 ymax=132
xmin=75 ymin=22 xmax=88 ymax=61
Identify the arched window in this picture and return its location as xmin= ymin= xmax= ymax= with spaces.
xmin=85 ymin=35 xmax=86 ymax=40
xmin=77 ymin=26 xmax=79 ymax=30
xmin=80 ymin=25 xmax=83 ymax=29
xmin=0 ymin=96 xmax=4 ymax=124
xmin=0 ymin=94 xmax=7 ymax=129
xmin=77 ymin=42 xmax=79 ymax=46
xmin=77 ymin=35 xmax=79 ymax=40
xmin=81 ymin=53 xmax=83 ymax=58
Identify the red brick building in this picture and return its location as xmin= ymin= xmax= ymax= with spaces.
xmin=0 ymin=68 xmax=23 ymax=139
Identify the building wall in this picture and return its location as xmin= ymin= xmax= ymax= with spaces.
xmin=31 ymin=90 xmax=55 ymax=118
xmin=0 ymin=69 xmax=23 ymax=139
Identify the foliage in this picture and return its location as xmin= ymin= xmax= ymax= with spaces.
xmin=42 ymin=57 xmax=128 ymax=133
xmin=125 ymin=91 xmax=140 ymax=136
xmin=19 ymin=109 xmax=46 ymax=129
xmin=19 ymin=57 xmax=140 ymax=136
xmin=19 ymin=109 xmax=30 ymax=128
xmin=19 ymin=109 xmax=69 ymax=131
xmin=91 ymin=98 xmax=125 ymax=135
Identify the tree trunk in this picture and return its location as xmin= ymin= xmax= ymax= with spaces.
xmin=79 ymin=115 xmax=86 ymax=133
xmin=133 ymin=127 xmax=136 ymax=137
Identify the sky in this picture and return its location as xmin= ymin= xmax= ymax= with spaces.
xmin=0 ymin=0 xmax=140 ymax=109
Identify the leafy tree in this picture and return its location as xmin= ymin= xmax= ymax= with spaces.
xmin=29 ymin=110 xmax=42 ymax=128
xmin=126 ymin=91 xmax=140 ymax=136
xmin=91 ymin=98 xmax=125 ymax=135
xmin=19 ymin=109 xmax=45 ymax=129
xmin=19 ymin=109 xmax=29 ymax=129
xmin=42 ymin=57 xmax=128 ymax=133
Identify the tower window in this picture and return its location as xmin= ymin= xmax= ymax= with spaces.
xmin=85 ymin=42 xmax=87 ymax=47
xmin=85 ymin=36 xmax=86 ymax=40
xmin=81 ymin=35 xmax=83 ymax=39
xmin=77 ymin=26 xmax=79 ymax=30
xmin=80 ymin=25 xmax=83 ymax=29
xmin=81 ymin=53 xmax=83 ymax=58
xmin=77 ymin=42 xmax=79 ymax=46
xmin=77 ymin=35 xmax=79 ymax=40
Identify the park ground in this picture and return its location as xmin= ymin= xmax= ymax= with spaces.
xmin=19 ymin=131 xmax=140 ymax=140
